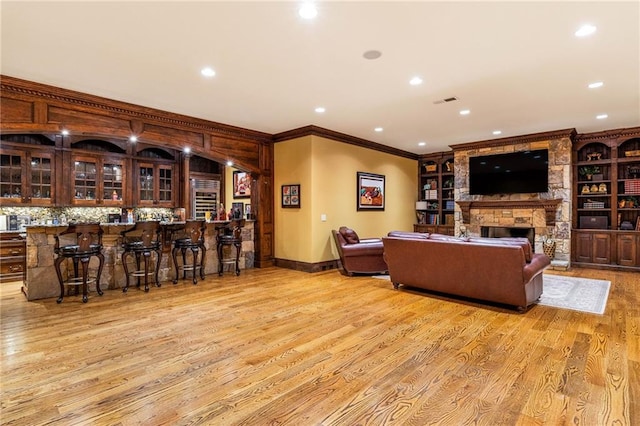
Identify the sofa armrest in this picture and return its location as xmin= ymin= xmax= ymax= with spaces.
xmin=359 ymin=238 xmax=383 ymax=244
xmin=341 ymin=240 xmax=384 ymax=257
xmin=522 ymin=253 xmax=551 ymax=283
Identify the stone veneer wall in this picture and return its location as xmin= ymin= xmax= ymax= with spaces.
xmin=453 ymin=132 xmax=573 ymax=262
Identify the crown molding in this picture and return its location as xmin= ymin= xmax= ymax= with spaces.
xmin=273 ymin=125 xmax=418 ymax=160
xmin=450 ymin=128 xmax=577 ymax=152
xmin=0 ymin=75 xmax=272 ymax=143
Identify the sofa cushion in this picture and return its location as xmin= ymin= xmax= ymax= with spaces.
xmin=387 ymin=231 xmax=429 ymax=239
xmin=467 ymin=236 xmax=532 ymax=262
xmin=429 ymin=233 xmax=469 ymax=242
xmin=339 ymin=226 xmax=360 ymax=244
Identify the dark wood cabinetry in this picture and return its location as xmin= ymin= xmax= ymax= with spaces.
xmin=0 ymin=142 xmax=55 ymax=206
xmin=71 ymin=154 xmax=127 ymax=206
xmin=416 ymin=152 xmax=454 ymax=236
xmin=572 ymin=127 xmax=640 ymax=270
xmin=0 ymin=232 xmax=26 ymax=283
xmin=136 ymin=161 xmax=175 ymax=207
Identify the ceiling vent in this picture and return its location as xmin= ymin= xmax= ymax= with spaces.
xmin=433 ymin=96 xmax=458 ymax=104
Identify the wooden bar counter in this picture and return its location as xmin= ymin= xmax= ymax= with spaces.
xmin=23 ymin=221 xmax=254 ymax=300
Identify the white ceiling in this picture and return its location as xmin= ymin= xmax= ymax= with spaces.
xmin=1 ymin=1 xmax=639 ymax=154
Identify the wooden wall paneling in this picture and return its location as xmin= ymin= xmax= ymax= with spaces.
xmin=48 ymin=105 xmax=132 ymax=138
xmin=142 ymin=123 xmax=204 ymax=149
xmin=0 ymin=96 xmax=34 ymax=123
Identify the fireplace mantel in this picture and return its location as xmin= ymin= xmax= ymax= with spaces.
xmin=456 ymin=199 xmax=562 ymax=226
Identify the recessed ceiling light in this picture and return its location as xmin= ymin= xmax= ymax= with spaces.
xmin=184 ymin=147 xmax=191 ymax=154
xmin=418 ymin=141 xmax=426 ymax=146
xmin=363 ymin=50 xmax=382 ymax=60
xmin=459 ymin=109 xmax=470 ymax=115
xmin=409 ymin=77 xmax=423 ymax=86
xmin=314 ymin=107 xmax=325 ymax=113
xmin=575 ymin=24 xmax=597 ymax=37
xmin=201 ymin=67 xmax=216 ymax=77
xmin=61 ymin=129 xmax=69 ymax=136
xmin=596 ymin=114 xmax=608 ymax=119
xmin=226 ymin=161 xmax=233 ymax=167
xmin=374 ymin=127 xmax=383 ymax=132
xmin=493 ymin=130 xmax=502 ymax=135
xmin=588 ymin=81 xmax=604 ymax=89
xmin=298 ymin=3 xmax=318 ymax=19
xmin=129 ymin=135 xmax=138 ymax=142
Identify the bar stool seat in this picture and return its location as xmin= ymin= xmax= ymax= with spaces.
xmin=216 ymin=219 xmax=245 ymax=276
xmin=121 ymin=221 xmax=162 ymax=293
xmin=54 ymin=223 xmax=105 ymax=303
xmin=171 ymin=220 xmax=206 ymax=285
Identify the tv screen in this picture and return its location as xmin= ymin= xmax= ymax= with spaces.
xmin=469 ymin=149 xmax=549 ymax=195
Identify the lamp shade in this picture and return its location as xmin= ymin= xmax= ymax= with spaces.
xmin=415 ymin=201 xmax=428 ymax=210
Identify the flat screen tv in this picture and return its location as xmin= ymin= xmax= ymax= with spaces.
xmin=469 ymin=149 xmax=549 ymax=195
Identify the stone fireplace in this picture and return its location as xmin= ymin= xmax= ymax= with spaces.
xmin=481 ymin=226 xmax=535 ymax=248
xmin=451 ymin=129 xmax=574 ymax=264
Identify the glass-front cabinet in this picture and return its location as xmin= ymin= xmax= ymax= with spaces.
xmin=0 ymin=147 xmax=55 ymax=206
xmin=72 ymin=154 xmax=126 ymax=206
xmin=137 ymin=162 xmax=175 ymax=207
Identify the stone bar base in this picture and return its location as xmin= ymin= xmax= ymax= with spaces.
xmin=24 ymin=221 xmax=254 ymax=301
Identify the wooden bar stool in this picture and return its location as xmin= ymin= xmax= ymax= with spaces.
xmin=53 ymin=223 xmax=105 ymax=303
xmin=216 ymin=219 xmax=245 ymax=276
xmin=171 ymin=220 xmax=206 ymax=285
xmin=120 ymin=221 xmax=162 ymax=293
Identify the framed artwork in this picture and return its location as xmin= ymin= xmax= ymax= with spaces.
xmin=233 ymin=171 xmax=251 ymax=199
xmin=357 ymin=172 xmax=385 ymax=211
xmin=245 ymin=204 xmax=252 ymax=218
xmin=281 ymin=184 xmax=301 ymax=208
xmin=231 ymin=202 xmax=244 ymax=219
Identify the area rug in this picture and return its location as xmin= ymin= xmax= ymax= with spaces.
xmin=373 ymin=274 xmax=611 ymax=315
xmin=540 ymin=274 xmax=611 ymax=315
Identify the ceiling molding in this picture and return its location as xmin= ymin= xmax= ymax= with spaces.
xmin=450 ymin=128 xmax=577 ymax=152
xmin=0 ymin=75 xmax=273 ymax=143
xmin=574 ymin=127 xmax=640 ymax=144
xmin=273 ymin=125 xmax=418 ymax=160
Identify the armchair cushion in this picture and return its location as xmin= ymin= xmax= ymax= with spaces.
xmin=339 ymin=226 xmax=360 ymax=244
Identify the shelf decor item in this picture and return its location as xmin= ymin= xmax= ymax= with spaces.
xmin=357 ymin=172 xmax=385 ymax=211
xmin=624 ymin=180 xmax=640 ymax=195
xmin=579 ymin=165 xmax=601 ymax=181
xmin=424 ymin=164 xmax=437 ymax=172
xmin=625 ymin=150 xmax=640 ymax=157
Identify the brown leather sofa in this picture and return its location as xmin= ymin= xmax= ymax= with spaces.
xmin=382 ymin=231 xmax=550 ymax=311
xmin=332 ymin=227 xmax=388 ymax=276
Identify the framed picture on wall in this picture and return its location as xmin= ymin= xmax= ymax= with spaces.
xmin=233 ymin=171 xmax=251 ymax=199
xmin=281 ymin=184 xmax=300 ymax=208
xmin=357 ymin=172 xmax=385 ymax=211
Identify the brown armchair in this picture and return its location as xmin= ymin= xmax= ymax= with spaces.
xmin=332 ymin=226 xmax=388 ymax=276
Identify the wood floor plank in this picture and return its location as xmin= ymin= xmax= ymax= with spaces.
xmin=1 ymin=268 xmax=638 ymax=425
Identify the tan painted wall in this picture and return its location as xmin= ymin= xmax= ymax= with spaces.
xmin=274 ymin=135 xmax=417 ymax=264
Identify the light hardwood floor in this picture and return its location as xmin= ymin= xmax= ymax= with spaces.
xmin=1 ymin=267 xmax=638 ymax=425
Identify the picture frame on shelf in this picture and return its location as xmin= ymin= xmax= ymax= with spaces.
xmin=357 ymin=172 xmax=385 ymax=211
xmin=231 ymin=202 xmax=244 ymax=219
xmin=233 ymin=171 xmax=251 ymax=199
xmin=281 ymin=184 xmax=301 ymax=208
